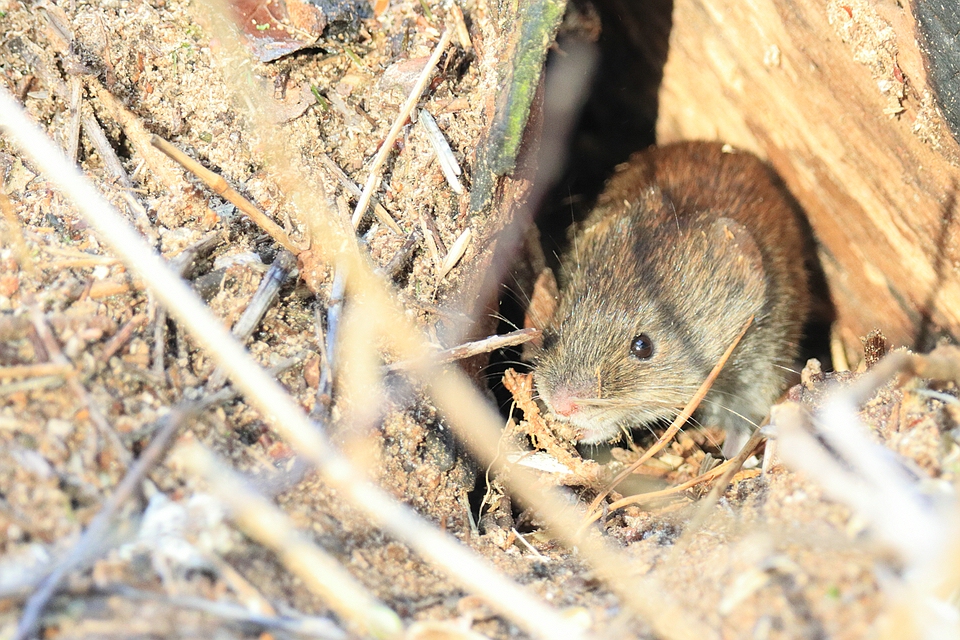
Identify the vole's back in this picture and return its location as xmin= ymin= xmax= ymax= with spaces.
xmin=535 ymin=142 xmax=811 ymax=453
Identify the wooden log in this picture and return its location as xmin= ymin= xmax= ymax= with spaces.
xmin=654 ymin=0 xmax=960 ymax=357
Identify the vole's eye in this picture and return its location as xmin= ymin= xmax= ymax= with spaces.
xmin=630 ymin=334 xmax=654 ymax=360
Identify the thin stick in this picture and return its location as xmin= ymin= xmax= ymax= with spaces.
xmin=0 ymin=376 xmax=65 ymax=395
xmin=99 ymin=584 xmax=347 ymax=639
xmin=150 ymin=134 xmax=300 ymax=254
xmin=98 ymin=313 xmax=148 ymax=363
xmin=418 ymin=108 xmax=463 ymax=194
xmin=207 ymin=250 xmax=297 ymax=388
xmin=0 ymin=313 xmax=116 ymax=342
xmin=582 ymin=431 xmax=767 ymax=528
xmin=185 ymin=8 xmax=715 ymax=632
xmin=317 ymin=152 xmax=402 ymax=234
xmin=312 ymin=268 xmax=345 ymax=420
xmin=376 ymin=228 xmax=421 ymax=279
xmin=675 ymin=428 xmax=767 ymax=535
xmin=27 ymin=297 xmax=131 ymax=466
xmin=179 ymin=444 xmax=403 ymax=639
xmin=65 ymin=78 xmax=82 ymax=163
xmin=597 ymin=458 xmax=738 ymax=518
xmin=387 ymin=327 xmax=539 ymax=371
xmin=81 ymin=110 xmax=159 ymax=245
xmin=351 ymin=28 xmax=452 ymax=228
xmin=154 ymin=232 xmax=224 ymax=379
xmin=16 ymin=27 xmax=158 ymax=245
xmin=582 ymin=316 xmax=754 ymax=523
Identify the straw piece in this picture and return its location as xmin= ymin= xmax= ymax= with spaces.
xmin=351 ymin=28 xmax=452 ymax=228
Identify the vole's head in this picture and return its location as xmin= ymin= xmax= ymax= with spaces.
xmin=534 ymin=284 xmax=712 ymax=443
xmin=533 ymin=203 xmax=766 ymax=444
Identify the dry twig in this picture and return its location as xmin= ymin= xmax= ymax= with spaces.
xmin=99 ymin=584 xmax=348 ymax=640
xmin=0 ymin=363 xmax=74 ymax=380
xmin=388 ymin=327 xmax=539 ymax=372
xmin=150 ymin=134 xmax=300 ymax=254
xmin=178 ymin=443 xmax=403 ymax=639
xmin=317 ymin=152 xmax=401 ymax=234
xmin=771 ymin=345 xmax=960 ymax=638
xmin=207 ymin=250 xmax=297 ymax=388
xmin=26 ymin=296 xmax=131 ymax=466
xmin=351 ymin=27 xmax=453 ymax=228
xmin=419 ymin=107 xmax=464 ymax=194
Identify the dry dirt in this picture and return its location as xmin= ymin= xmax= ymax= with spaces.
xmin=0 ymin=1 xmax=958 ymax=639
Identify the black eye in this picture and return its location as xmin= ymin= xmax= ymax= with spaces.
xmin=630 ymin=333 xmax=654 ymax=359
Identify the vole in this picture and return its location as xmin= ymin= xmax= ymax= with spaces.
xmin=534 ymin=141 xmax=811 ymax=457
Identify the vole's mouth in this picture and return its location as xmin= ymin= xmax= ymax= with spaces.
xmin=546 ymin=408 xmax=624 ymax=444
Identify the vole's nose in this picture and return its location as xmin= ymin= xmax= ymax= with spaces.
xmin=551 ymin=390 xmax=581 ymax=417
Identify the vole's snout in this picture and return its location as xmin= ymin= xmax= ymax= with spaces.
xmin=548 ymin=388 xmax=582 ymax=417
xmin=539 ymin=375 xmax=597 ymax=419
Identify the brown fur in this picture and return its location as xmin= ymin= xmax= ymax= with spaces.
xmin=534 ymin=142 xmax=811 ymax=452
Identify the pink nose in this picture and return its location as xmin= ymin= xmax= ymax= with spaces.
xmin=551 ymin=391 xmax=580 ymax=417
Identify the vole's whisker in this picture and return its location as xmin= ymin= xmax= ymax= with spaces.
xmin=772 ymin=363 xmax=801 ymax=375
xmin=698 ymin=398 xmax=760 ymax=428
xmin=487 ymin=311 xmax=521 ymax=332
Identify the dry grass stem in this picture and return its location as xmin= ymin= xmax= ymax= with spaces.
xmin=317 ymin=152 xmax=402 ymax=234
xmin=177 ymin=443 xmax=403 ymax=639
xmin=388 ymin=328 xmax=539 ymax=371
xmin=0 ymin=375 xmax=65 ymax=394
xmin=101 ymin=584 xmax=347 ymax=639
xmin=679 ymin=427 xmax=768 ymax=535
xmin=89 ymin=83 xmax=200 ymax=197
xmin=207 ymin=250 xmax=297 ymax=388
xmin=65 ymin=77 xmax=81 ymax=162
xmin=438 ymin=226 xmax=471 ymax=279
xmin=150 ymin=134 xmax=300 ymax=254
xmin=98 ymin=313 xmax=148 ymax=363
xmin=581 ymin=456 xmax=743 ymax=527
xmin=39 ymin=245 xmax=122 ymax=262
xmin=377 ymin=228 xmax=422 ymax=279
xmin=449 ymin=3 xmax=473 ymax=50
xmin=419 ymin=108 xmax=464 ymax=194
xmin=79 ymin=109 xmax=159 ymax=245
xmin=583 ymin=315 xmax=755 ymax=521
xmin=351 ymin=27 xmax=453 ymax=228
xmin=201 ymin=8 xmax=714 ymax=632
xmin=771 ymin=346 xmax=960 ymax=638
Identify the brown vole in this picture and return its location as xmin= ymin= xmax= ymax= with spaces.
xmin=534 ymin=141 xmax=810 ymax=456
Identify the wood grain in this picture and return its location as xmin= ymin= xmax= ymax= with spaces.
xmin=655 ymin=0 xmax=960 ymax=356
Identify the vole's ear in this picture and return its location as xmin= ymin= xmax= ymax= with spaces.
xmin=525 ymin=268 xmax=559 ymax=335
xmin=707 ymin=217 xmax=766 ymax=296
xmin=523 ymin=268 xmax=559 ymax=358
xmin=635 ymin=185 xmax=677 ymax=224
xmin=637 ymin=184 xmax=667 ymax=210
